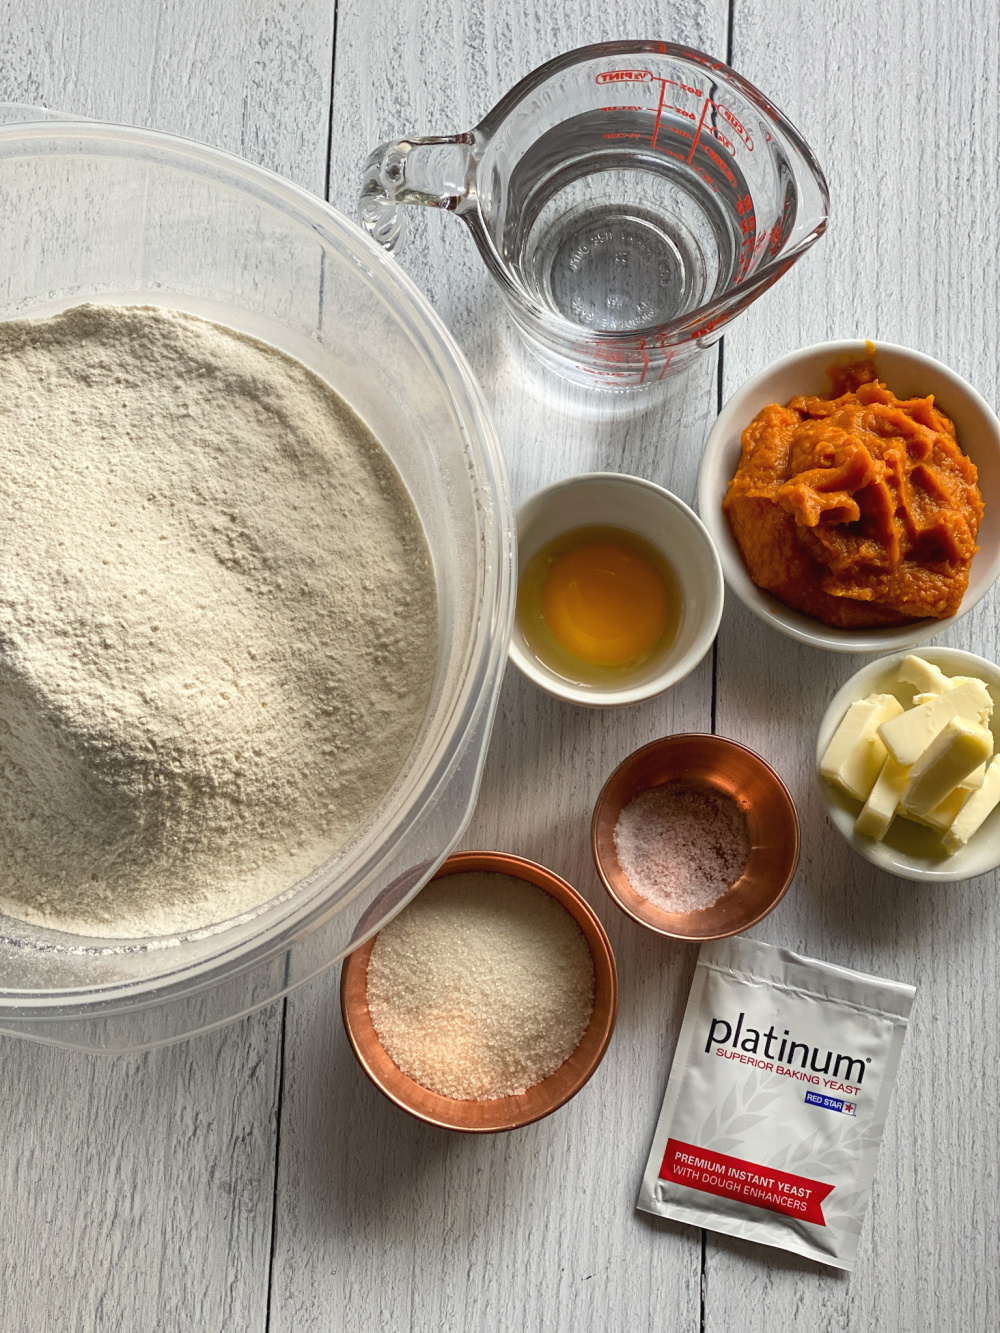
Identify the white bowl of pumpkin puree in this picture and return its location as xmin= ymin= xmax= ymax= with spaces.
xmin=698 ymin=340 xmax=1000 ymax=652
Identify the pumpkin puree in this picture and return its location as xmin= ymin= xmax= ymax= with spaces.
xmin=723 ymin=360 xmax=983 ymax=628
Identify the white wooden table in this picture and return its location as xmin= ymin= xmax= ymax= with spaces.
xmin=2 ymin=3 xmax=998 ymax=1329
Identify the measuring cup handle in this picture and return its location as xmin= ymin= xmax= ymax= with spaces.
xmin=359 ymin=133 xmax=476 ymax=252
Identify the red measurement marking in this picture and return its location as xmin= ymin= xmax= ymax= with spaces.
xmin=703 ymin=144 xmax=737 ymax=188
xmin=636 ymin=337 xmax=650 ymax=385
xmin=734 ymin=191 xmax=757 ymax=278
xmin=657 ymin=342 xmax=678 ymax=381
xmin=650 ymin=76 xmax=668 ymax=150
xmin=596 ymin=69 xmax=653 ymax=84
xmin=687 ymin=95 xmax=710 ymax=163
xmin=663 ymin=78 xmax=703 ymax=96
xmin=711 ymin=101 xmax=754 ymax=151
xmin=689 ymin=315 xmax=725 ymax=340
xmin=705 ymin=125 xmax=735 ymax=155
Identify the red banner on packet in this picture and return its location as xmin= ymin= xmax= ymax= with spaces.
xmin=659 ymin=1138 xmax=834 ymax=1227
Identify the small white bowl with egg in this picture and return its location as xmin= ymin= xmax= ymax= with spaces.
xmin=698 ymin=340 xmax=1000 ymax=653
xmin=510 ymin=473 xmax=724 ymax=707
xmin=817 ymin=647 xmax=1000 ymax=881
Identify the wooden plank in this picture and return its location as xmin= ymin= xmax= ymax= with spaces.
xmin=0 ymin=0 xmax=334 ymax=187
xmin=271 ymin=4 xmax=731 ymax=1330
xmin=0 ymin=1014 xmax=282 ymax=1331
xmin=708 ymin=0 xmax=1000 ymax=1327
xmin=0 ymin=3 xmax=334 ymax=1329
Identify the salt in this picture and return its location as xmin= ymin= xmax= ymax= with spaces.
xmin=613 ymin=781 xmax=750 ymax=913
xmin=366 ymin=872 xmax=595 ymax=1100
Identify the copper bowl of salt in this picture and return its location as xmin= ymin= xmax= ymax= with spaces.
xmin=591 ymin=734 xmax=799 ymax=941
xmin=340 ymin=851 xmax=618 ymax=1133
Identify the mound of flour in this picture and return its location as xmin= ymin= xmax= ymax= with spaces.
xmin=0 ymin=305 xmax=436 ymax=938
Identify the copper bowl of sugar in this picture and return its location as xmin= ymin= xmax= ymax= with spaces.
xmin=340 ymin=851 xmax=618 ymax=1133
xmin=591 ymin=735 xmax=799 ymax=941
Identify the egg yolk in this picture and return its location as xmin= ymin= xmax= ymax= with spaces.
xmin=540 ymin=540 xmax=669 ymax=666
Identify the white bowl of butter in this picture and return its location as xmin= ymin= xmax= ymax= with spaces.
xmin=817 ymin=647 xmax=1000 ymax=881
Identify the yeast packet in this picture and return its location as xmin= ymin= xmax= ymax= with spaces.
xmin=638 ymin=936 xmax=915 ymax=1270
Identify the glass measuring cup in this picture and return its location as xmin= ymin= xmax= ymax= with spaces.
xmin=360 ymin=41 xmax=829 ymax=390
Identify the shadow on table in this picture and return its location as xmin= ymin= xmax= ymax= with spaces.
xmin=781 ymin=743 xmax=985 ymax=960
xmin=439 ymin=275 xmax=719 ymax=511
xmin=701 ymin=1228 xmax=852 ymax=1283
xmin=314 ymin=1010 xmax=593 ymax=1247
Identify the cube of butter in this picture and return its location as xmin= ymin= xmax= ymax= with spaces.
xmin=879 ymin=677 xmax=993 ymax=766
xmin=898 ymin=655 xmax=954 ymax=696
xmin=952 ymin=677 xmax=995 ymax=724
xmin=902 ymin=785 xmax=968 ymax=832
xmin=821 ymin=694 xmax=903 ymax=801
xmin=900 ymin=716 xmax=994 ymax=817
xmin=855 ymin=754 xmax=910 ymax=841
xmin=944 ymin=755 xmax=1000 ymax=852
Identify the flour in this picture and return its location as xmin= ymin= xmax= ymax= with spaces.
xmin=0 ymin=304 xmax=437 ymax=938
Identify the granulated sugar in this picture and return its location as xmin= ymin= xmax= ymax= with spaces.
xmin=613 ymin=781 xmax=750 ymax=913
xmin=366 ymin=872 xmax=595 ymax=1100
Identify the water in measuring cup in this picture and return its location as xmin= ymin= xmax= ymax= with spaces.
xmin=500 ymin=110 xmax=753 ymax=334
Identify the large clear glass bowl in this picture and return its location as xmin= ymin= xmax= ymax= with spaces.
xmin=0 ymin=110 xmax=514 ymax=1050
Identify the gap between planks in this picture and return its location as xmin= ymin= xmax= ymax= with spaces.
xmin=265 ymin=12 xmax=340 ymax=1329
